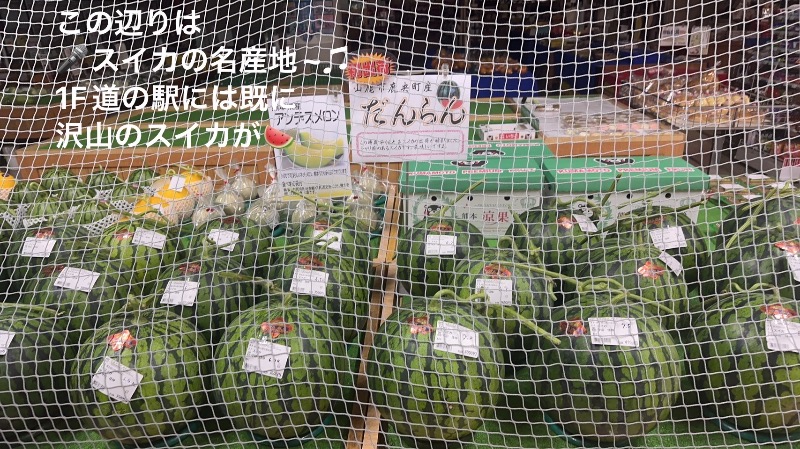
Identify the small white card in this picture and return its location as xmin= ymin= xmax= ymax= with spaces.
xmin=746 ymin=173 xmax=771 ymax=180
xmin=719 ymin=183 xmax=746 ymax=191
xmin=168 ymin=176 xmax=186 ymax=191
xmin=0 ymin=331 xmax=15 ymax=356
xmin=765 ymin=319 xmax=800 ymax=353
xmin=160 ymin=280 xmax=200 ymax=306
xmin=649 ymin=227 xmax=687 ymax=251
xmin=474 ymin=278 xmax=514 ymax=305
xmin=588 ymin=317 xmax=640 ymax=348
xmin=91 ymin=357 xmax=144 ymax=404
xmin=425 ymin=235 xmax=457 ymax=256
xmin=659 ymin=251 xmax=683 ymax=276
xmin=54 ymin=267 xmax=100 ymax=293
xmin=742 ymin=194 xmax=762 ymax=201
xmin=313 ymin=229 xmax=342 ymax=251
xmin=289 ymin=268 xmax=329 ymax=297
xmin=433 ymin=321 xmax=479 ymax=358
xmin=208 ymin=229 xmax=239 ymax=252
xmin=242 ymin=338 xmax=291 ymax=379
xmin=573 ymin=214 xmax=598 ymax=233
xmin=787 ymin=255 xmax=800 ymax=283
xmin=132 ymin=228 xmax=167 ymax=250
xmin=20 ymin=237 xmax=57 ymax=258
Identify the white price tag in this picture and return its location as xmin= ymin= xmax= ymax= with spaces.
xmin=742 ymin=194 xmax=762 ymax=201
xmin=168 ymin=176 xmax=186 ymax=191
xmin=708 ymin=174 xmax=723 ymax=181
xmin=20 ymin=237 xmax=56 ymax=258
xmin=433 ymin=321 xmax=479 ymax=358
xmin=719 ymin=183 xmax=746 ymax=191
xmin=208 ymin=229 xmax=239 ymax=252
xmin=289 ymin=268 xmax=329 ymax=297
xmin=659 ymin=251 xmax=683 ymax=276
xmin=54 ymin=267 xmax=100 ymax=293
xmin=649 ymin=227 xmax=687 ymax=251
xmin=132 ymin=228 xmax=167 ymax=250
xmin=91 ymin=357 xmax=144 ymax=404
xmin=160 ymin=280 xmax=200 ymax=306
xmin=765 ymin=319 xmax=800 ymax=353
xmin=474 ymin=278 xmax=514 ymax=305
xmin=787 ymin=255 xmax=800 ymax=282
xmin=0 ymin=331 xmax=15 ymax=356
xmin=588 ymin=317 xmax=640 ymax=348
xmin=770 ymin=182 xmax=790 ymax=190
xmin=573 ymin=214 xmax=598 ymax=233
xmin=425 ymin=235 xmax=457 ymax=256
xmin=313 ymin=229 xmax=342 ymax=251
xmin=242 ymin=338 xmax=291 ymax=379
xmin=746 ymin=173 xmax=771 ymax=180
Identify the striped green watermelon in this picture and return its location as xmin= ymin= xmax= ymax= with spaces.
xmin=720 ymin=190 xmax=800 ymax=238
xmin=537 ymin=290 xmax=682 ymax=444
xmin=156 ymin=261 xmax=258 ymax=343
xmin=70 ymin=306 xmax=210 ymax=446
xmin=293 ymin=215 xmax=373 ymax=274
xmin=367 ymin=297 xmax=503 ymax=443
xmin=108 ymin=183 xmax=138 ymax=204
xmin=188 ymin=216 xmax=272 ymax=274
xmin=56 ymin=179 xmax=96 ymax=207
xmin=85 ymin=169 xmax=123 ymax=192
xmin=688 ymin=289 xmax=800 ymax=437
xmin=396 ymin=217 xmax=486 ymax=298
xmin=18 ymin=259 xmax=134 ymax=334
xmin=213 ymin=300 xmax=350 ymax=441
xmin=39 ymin=167 xmax=81 ymax=195
xmin=126 ymin=168 xmax=159 ymax=193
xmin=8 ymin=180 xmax=46 ymax=206
xmin=23 ymin=195 xmax=68 ymax=225
xmin=575 ymin=238 xmax=689 ymax=331
xmin=277 ymin=251 xmax=369 ymax=342
xmin=0 ymin=304 xmax=76 ymax=444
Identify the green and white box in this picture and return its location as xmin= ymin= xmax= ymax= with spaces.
xmin=541 ymin=156 xmax=709 ymax=229
xmin=401 ymin=141 xmax=553 ymax=237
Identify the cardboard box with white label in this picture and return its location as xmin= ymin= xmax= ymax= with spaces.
xmin=401 ymin=141 xmax=553 ymax=238
xmin=540 ymin=156 xmax=709 ymax=230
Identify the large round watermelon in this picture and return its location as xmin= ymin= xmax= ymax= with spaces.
xmin=126 ymin=167 xmax=159 ymax=194
xmin=56 ymin=179 xmax=96 ymax=207
xmin=396 ymin=217 xmax=486 ymax=298
xmin=214 ymin=300 xmax=350 ymax=441
xmin=70 ymin=306 xmax=210 ymax=446
xmin=538 ymin=290 xmax=682 ymax=444
xmin=720 ymin=189 xmax=800 ymax=237
xmin=293 ymin=215 xmax=373 ymax=274
xmin=188 ymin=216 xmax=272 ymax=274
xmin=688 ymin=289 xmax=800 ymax=438
xmin=367 ymin=297 xmax=503 ymax=443
xmin=85 ymin=169 xmax=124 ymax=192
xmin=39 ymin=166 xmax=81 ymax=195
xmin=8 ymin=180 xmax=46 ymax=206
xmin=23 ymin=195 xmax=68 ymax=224
xmin=0 ymin=304 xmax=76 ymax=444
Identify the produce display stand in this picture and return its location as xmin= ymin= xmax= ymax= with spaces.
xmin=0 ymin=96 xmax=105 ymax=141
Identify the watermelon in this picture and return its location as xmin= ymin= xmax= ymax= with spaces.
xmin=537 ymin=290 xmax=682 ymax=444
xmin=71 ymin=306 xmax=210 ymax=446
xmin=367 ymin=297 xmax=503 ymax=443
xmin=156 ymin=261 xmax=258 ymax=343
xmin=18 ymin=258 xmax=134 ymax=334
xmin=264 ymin=126 xmax=294 ymax=148
xmin=720 ymin=190 xmax=800 ymax=237
xmin=85 ymin=169 xmax=123 ymax=192
xmin=56 ymin=179 xmax=96 ymax=207
xmin=7 ymin=180 xmax=46 ymax=206
xmin=396 ymin=217 xmax=486 ymax=298
xmin=39 ymin=166 xmax=80 ymax=195
xmin=688 ymin=289 xmax=800 ymax=438
xmin=188 ymin=216 xmax=272 ymax=274
xmin=213 ymin=300 xmax=350 ymax=441
xmin=276 ymin=251 xmax=370 ymax=342
xmin=108 ymin=183 xmax=139 ymax=204
xmin=0 ymin=304 xmax=76 ymax=444
xmin=126 ymin=167 xmax=159 ymax=192
xmin=23 ymin=195 xmax=68 ymax=224
xmin=293 ymin=215 xmax=373 ymax=274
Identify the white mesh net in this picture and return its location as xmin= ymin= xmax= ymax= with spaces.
xmin=0 ymin=1 xmax=798 ymax=449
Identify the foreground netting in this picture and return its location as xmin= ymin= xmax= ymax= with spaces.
xmin=0 ymin=1 xmax=799 ymax=449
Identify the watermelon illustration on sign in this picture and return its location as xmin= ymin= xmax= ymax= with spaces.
xmin=437 ymin=80 xmax=463 ymax=110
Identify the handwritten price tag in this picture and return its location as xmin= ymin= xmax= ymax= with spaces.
xmin=787 ymin=255 xmax=800 ymax=282
xmin=765 ymin=319 xmax=800 ymax=353
xmin=161 ymin=280 xmax=200 ymax=306
xmin=658 ymin=251 xmax=683 ymax=276
xmin=474 ymin=278 xmax=514 ymax=305
xmin=588 ymin=317 xmax=640 ymax=348
xmin=243 ymin=339 xmax=291 ymax=379
xmin=313 ymin=230 xmax=343 ymax=252
xmin=208 ymin=229 xmax=239 ymax=252
xmin=132 ymin=228 xmax=167 ymax=250
xmin=91 ymin=357 xmax=144 ymax=403
xmin=649 ymin=227 xmax=687 ymax=251
xmin=573 ymin=214 xmax=598 ymax=233
xmin=54 ymin=267 xmax=100 ymax=293
xmin=433 ymin=321 xmax=479 ymax=358
xmin=290 ymin=268 xmax=329 ymax=297
xmin=0 ymin=331 xmax=15 ymax=356
xmin=425 ymin=235 xmax=457 ymax=256
xmin=20 ymin=237 xmax=57 ymax=258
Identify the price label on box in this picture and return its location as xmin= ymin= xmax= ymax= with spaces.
xmin=425 ymin=235 xmax=457 ymax=256
xmin=161 ymin=280 xmax=200 ymax=306
xmin=588 ymin=317 xmax=640 ymax=348
xmin=243 ymin=338 xmax=291 ymax=379
xmin=208 ymin=230 xmax=239 ymax=252
xmin=132 ymin=228 xmax=167 ymax=250
xmin=20 ymin=237 xmax=56 ymax=258
xmin=54 ymin=267 xmax=100 ymax=293
xmin=290 ymin=269 xmax=329 ymax=297
xmin=649 ymin=227 xmax=687 ymax=251
xmin=433 ymin=321 xmax=479 ymax=358
xmin=765 ymin=319 xmax=800 ymax=353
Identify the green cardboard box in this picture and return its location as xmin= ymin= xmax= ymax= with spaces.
xmin=401 ymin=141 xmax=553 ymax=237
xmin=541 ymin=156 xmax=709 ymax=229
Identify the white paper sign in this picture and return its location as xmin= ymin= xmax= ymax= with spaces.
xmin=649 ymin=227 xmax=687 ymax=251
xmin=433 ymin=321 xmax=479 ymax=358
xmin=91 ymin=357 xmax=144 ymax=403
xmin=659 ymin=251 xmax=683 ymax=276
xmin=475 ymin=278 xmax=514 ymax=305
xmin=314 ymin=229 xmax=343 ymax=251
xmin=161 ymin=280 xmax=200 ymax=306
xmin=588 ymin=317 xmax=640 ymax=348
xmin=208 ymin=229 xmax=239 ymax=252
xmin=349 ymin=74 xmax=470 ymax=162
xmin=719 ymin=183 xmax=746 ymax=191
xmin=573 ymin=214 xmax=598 ymax=233
xmin=268 ymin=94 xmax=352 ymax=201
xmin=765 ymin=319 xmax=800 ymax=353
xmin=687 ymin=26 xmax=711 ymax=56
xmin=290 ymin=268 xmax=329 ymax=297
xmin=0 ymin=331 xmax=15 ymax=356
xmin=54 ymin=267 xmax=100 ymax=293
xmin=243 ymin=339 xmax=291 ymax=379
xmin=20 ymin=237 xmax=57 ymax=258
xmin=425 ymin=234 xmax=457 ymax=256
xmin=787 ymin=255 xmax=800 ymax=282
xmin=660 ymin=24 xmax=690 ymax=47
xmin=168 ymin=176 xmax=186 ymax=191
xmin=132 ymin=228 xmax=167 ymax=250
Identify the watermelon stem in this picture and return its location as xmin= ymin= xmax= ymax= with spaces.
xmin=0 ymin=302 xmax=62 ymax=317
xmin=435 ymin=180 xmax=486 ymax=217
xmin=280 ymin=218 xmax=346 ymax=250
xmin=600 ymin=174 xmax=623 ymax=208
xmin=723 ymin=186 xmax=782 ymax=251
xmin=499 ymin=224 xmax=545 ymax=265
xmin=494 ymin=236 xmax=580 ymax=286
xmin=216 ymin=271 xmax=288 ymax=297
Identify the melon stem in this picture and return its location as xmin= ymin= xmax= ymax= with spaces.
xmin=0 ymin=303 xmax=62 ymax=317
xmin=435 ymin=180 xmax=486 ymax=217
xmin=280 ymin=218 xmax=346 ymax=250
xmin=492 ymin=237 xmax=579 ymax=286
xmin=216 ymin=271 xmax=287 ymax=297
xmin=724 ymin=186 xmax=781 ymax=251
